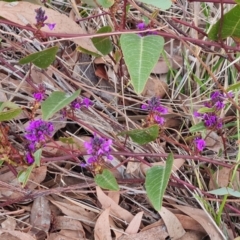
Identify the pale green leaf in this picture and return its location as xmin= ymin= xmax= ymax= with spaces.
xmin=92 ymin=26 xmax=113 ymax=55
xmin=189 ymin=122 xmax=206 ymax=133
xmin=208 ymin=187 xmax=240 ymax=197
xmin=120 ymin=34 xmax=164 ymax=94
xmin=97 ymin=0 xmax=114 ymax=8
xmin=145 ymin=153 xmax=174 ymax=211
xmin=197 ymin=107 xmax=214 ymax=113
xmin=19 ymin=46 xmax=58 ymax=69
xmin=94 ymin=169 xmax=119 ymax=191
xmin=41 ymin=89 xmax=81 ymax=120
xmin=138 ymin=0 xmax=172 ymax=10
xmin=227 ymin=82 xmax=240 ymax=92
xmin=0 ymin=108 xmax=22 ymax=121
xmin=34 ymin=149 xmax=42 ymax=167
xmin=18 ymin=165 xmax=34 ymax=187
xmin=119 ymin=125 xmax=159 ymax=145
xmin=208 ymin=5 xmax=240 ymax=41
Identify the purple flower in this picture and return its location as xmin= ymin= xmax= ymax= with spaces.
xmin=154 ymin=115 xmax=165 ymax=125
xmin=45 ymin=23 xmax=56 ymax=30
xmin=137 ymin=22 xmax=146 ymax=30
xmin=141 ymin=97 xmax=168 ymax=114
xmin=35 ymin=7 xmax=56 ymax=31
xmin=195 ymin=112 xmax=222 ymax=129
xmin=194 ymin=137 xmax=206 ymax=151
xmin=26 ymin=152 xmax=34 ymax=164
xmin=82 ymin=98 xmax=93 ymax=108
xmin=84 ymin=134 xmax=113 ymax=165
xmin=25 ymin=119 xmax=54 ymax=143
xmin=70 ymin=98 xmax=93 ymax=110
xmin=33 ymin=92 xmax=45 ymax=102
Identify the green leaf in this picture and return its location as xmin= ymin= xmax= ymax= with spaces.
xmin=208 ymin=5 xmax=240 ymax=41
xmin=145 ymin=153 xmax=174 ymax=211
xmin=92 ymin=26 xmax=113 ymax=55
xmin=33 ymin=149 xmax=42 ymax=167
xmin=76 ymin=46 xmax=101 ymax=57
xmin=119 ymin=125 xmax=159 ymax=145
xmin=59 ymin=137 xmax=75 ymax=144
xmin=94 ymin=169 xmax=119 ymax=191
xmin=208 ymin=187 xmax=240 ymax=197
xmin=0 ymin=101 xmax=19 ymax=111
xmin=17 ymin=165 xmax=34 ymax=187
xmin=97 ymin=0 xmax=114 ymax=8
xmin=120 ymin=34 xmax=164 ymax=94
xmin=189 ymin=122 xmax=206 ymax=132
xmin=19 ymin=46 xmax=58 ymax=69
xmin=138 ymin=0 xmax=172 ymax=10
xmin=0 ymin=108 xmax=22 ymax=121
xmin=197 ymin=107 xmax=214 ymax=113
xmin=41 ymin=89 xmax=80 ymax=120
xmin=235 ymin=0 xmax=240 ymax=4
xmin=227 ymin=82 xmax=240 ymax=92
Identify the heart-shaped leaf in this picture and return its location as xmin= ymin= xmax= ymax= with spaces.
xmin=42 ymin=89 xmax=80 ymax=120
xmin=138 ymin=0 xmax=172 ymax=10
xmin=119 ymin=125 xmax=159 ymax=145
xmin=0 ymin=108 xmax=22 ymax=121
xmin=94 ymin=169 xmax=119 ymax=191
xmin=92 ymin=26 xmax=113 ymax=55
xmin=145 ymin=153 xmax=173 ymax=211
xmin=120 ymin=34 xmax=164 ymax=94
xmin=208 ymin=5 xmax=240 ymax=41
xmin=208 ymin=187 xmax=240 ymax=197
xmin=97 ymin=0 xmax=114 ymax=8
xmin=19 ymin=46 xmax=58 ymax=69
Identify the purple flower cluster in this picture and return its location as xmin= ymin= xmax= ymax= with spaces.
xmin=33 ymin=84 xmax=46 ymax=102
xmin=70 ymin=98 xmax=93 ymax=110
xmin=84 ymin=134 xmax=113 ymax=165
xmin=194 ymin=91 xmax=232 ymax=130
xmin=141 ymin=97 xmax=168 ymax=126
xmin=194 ymin=137 xmax=206 ymax=152
xmin=35 ymin=8 xmax=56 ymax=31
xmin=25 ymin=119 xmax=54 ymax=164
xmin=136 ymin=22 xmax=158 ymax=36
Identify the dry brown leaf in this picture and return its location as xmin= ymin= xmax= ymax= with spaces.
xmin=141 ymin=158 xmax=185 ymax=175
xmin=50 ymin=200 xmax=97 ymax=225
xmin=178 ymin=230 xmax=207 ymax=240
xmin=175 ymin=214 xmax=205 ymax=233
xmin=47 ymin=229 xmax=86 ymax=240
xmin=30 ymin=197 xmax=51 ymax=232
xmin=1 ymin=217 xmax=16 ymax=231
xmin=205 ymin=131 xmax=223 ymax=152
xmin=94 ymin=207 xmax=112 ymax=240
xmin=158 ymin=207 xmax=185 ymax=239
xmin=96 ymin=186 xmax=134 ymax=223
xmin=172 ymin=205 xmax=224 ymax=240
xmin=125 ymin=211 xmax=143 ymax=234
xmin=209 ymin=167 xmax=239 ymax=190
xmin=118 ymin=226 xmax=168 ymax=240
xmin=142 ymin=76 xmax=168 ymax=98
xmin=0 ymin=230 xmax=36 ymax=240
xmin=0 ymin=2 xmax=98 ymax=52
xmin=141 ymin=219 xmax=164 ymax=232
xmin=109 ymin=217 xmax=124 ymax=239
xmin=108 ymin=191 xmax=120 ymax=204
xmin=27 ymin=166 xmax=47 ymax=190
xmin=152 ymin=56 xmax=182 ymax=74
xmin=53 ymin=216 xmax=84 ymax=233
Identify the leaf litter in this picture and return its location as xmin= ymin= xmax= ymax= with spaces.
xmin=0 ymin=0 xmax=239 ymax=239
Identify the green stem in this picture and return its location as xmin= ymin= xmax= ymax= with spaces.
xmin=216 ymin=194 xmax=228 ymax=225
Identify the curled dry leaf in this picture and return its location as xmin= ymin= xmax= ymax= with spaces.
xmin=1 ymin=217 xmax=16 ymax=231
xmin=94 ymin=208 xmax=111 ymax=240
xmin=50 ymin=200 xmax=97 ymax=226
xmin=30 ymin=197 xmax=51 ymax=233
xmin=172 ymin=204 xmax=224 ymax=240
xmin=108 ymin=191 xmax=120 ymax=204
xmin=53 ymin=216 xmax=84 ymax=233
xmin=125 ymin=211 xmax=143 ymax=234
xmin=140 ymin=158 xmax=185 ymax=176
xmin=0 ymin=230 xmax=36 ymax=240
xmin=158 ymin=207 xmax=185 ymax=240
xmin=47 ymin=229 xmax=86 ymax=240
xmin=177 ymin=230 xmax=207 ymax=240
xmin=152 ymin=56 xmax=183 ymax=74
xmin=205 ymin=131 xmax=223 ymax=152
xmin=96 ymin=186 xmax=134 ymax=223
xmin=208 ymin=167 xmax=239 ymax=190
xmin=118 ymin=225 xmax=168 ymax=240
xmin=0 ymin=2 xmax=98 ymax=53
xmin=142 ymin=76 xmax=168 ymax=98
